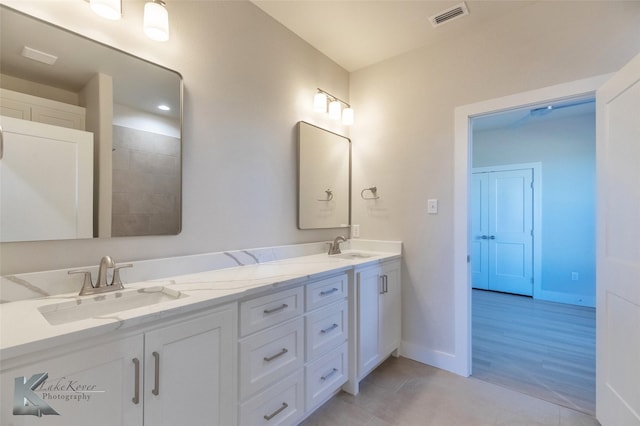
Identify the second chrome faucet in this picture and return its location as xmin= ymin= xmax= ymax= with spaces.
xmin=328 ymin=236 xmax=347 ymax=255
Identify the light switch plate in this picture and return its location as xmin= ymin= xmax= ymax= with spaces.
xmin=427 ymin=199 xmax=438 ymax=214
xmin=351 ymin=224 xmax=360 ymax=238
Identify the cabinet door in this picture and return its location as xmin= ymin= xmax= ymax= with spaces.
xmin=357 ymin=266 xmax=381 ymax=378
xmin=0 ymin=335 xmax=142 ymax=426
xmin=379 ymin=260 xmax=401 ymax=357
xmin=144 ymin=306 xmax=237 ymax=426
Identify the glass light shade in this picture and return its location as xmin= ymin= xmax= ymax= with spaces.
xmin=90 ymin=0 xmax=121 ymax=20
xmin=144 ymin=1 xmax=169 ymax=42
xmin=313 ymin=92 xmax=327 ymax=112
xmin=328 ymin=100 xmax=341 ymax=120
xmin=342 ymin=107 xmax=354 ymax=125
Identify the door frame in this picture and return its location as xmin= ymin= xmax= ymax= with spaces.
xmin=452 ymin=74 xmax=610 ymax=377
xmin=472 ymin=163 xmax=542 ymax=298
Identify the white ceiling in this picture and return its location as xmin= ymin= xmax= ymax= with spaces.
xmin=251 ymin=1 xmax=537 ymax=72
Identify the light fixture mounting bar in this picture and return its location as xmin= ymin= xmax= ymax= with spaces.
xmin=317 ymin=88 xmax=350 ymax=108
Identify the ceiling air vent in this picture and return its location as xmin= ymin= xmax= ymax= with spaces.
xmin=430 ymin=2 xmax=469 ymax=27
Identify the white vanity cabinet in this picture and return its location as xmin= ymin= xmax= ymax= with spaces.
xmin=1 ymin=335 xmax=143 ymax=426
xmin=238 ymin=272 xmax=349 ymax=426
xmin=0 ymin=303 xmax=237 ymax=426
xmin=355 ymin=259 xmax=401 ymax=381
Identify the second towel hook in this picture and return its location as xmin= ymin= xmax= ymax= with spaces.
xmin=361 ymin=186 xmax=380 ymax=200
xmin=317 ymin=189 xmax=334 ymax=201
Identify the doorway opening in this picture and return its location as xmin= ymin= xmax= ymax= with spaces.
xmin=468 ymin=99 xmax=596 ymax=414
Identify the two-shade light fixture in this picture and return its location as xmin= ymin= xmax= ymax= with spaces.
xmin=313 ymin=89 xmax=354 ymax=126
xmin=89 ymin=0 xmax=170 ymax=42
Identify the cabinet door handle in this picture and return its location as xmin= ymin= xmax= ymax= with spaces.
xmin=132 ymin=358 xmax=140 ymax=404
xmin=321 ymin=368 xmax=338 ymax=381
xmin=320 ymin=287 xmax=339 ymax=296
xmin=320 ymin=323 xmax=339 ymax=334
xmin=152 ymin=351 xmax=160 ymax=396
xmin=263 ymin=402 xmax=288 ymax=421
xmin=384 ymin=275 xmax=389 ymax=293
xmin=263 ymin=348 xmax=288 ymax=362
xmin=379 ymin=276 xmax=385 ymax=295
xmin=264 ymin=304 xmax=288 ymax=314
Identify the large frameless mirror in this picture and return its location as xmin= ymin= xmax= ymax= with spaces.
xmin=0 ymin=5 xmax=182 ymax=242
xmin=298 ymin=121 xmax=350 ymax=229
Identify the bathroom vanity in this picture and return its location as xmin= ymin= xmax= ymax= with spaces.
xmin=0 ymin=241 xmax=401 ymax=425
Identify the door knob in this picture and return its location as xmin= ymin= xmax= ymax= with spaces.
xmin=480 ymin=235 xmax=488 ymax=240
xmin=489 ymin=235 xmax=496 ymax=240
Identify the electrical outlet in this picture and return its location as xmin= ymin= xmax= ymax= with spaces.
xmin=351 ymin=224 xmax=360 ymax=238
xmin=571 ymin=272 xmax=579 ymax=281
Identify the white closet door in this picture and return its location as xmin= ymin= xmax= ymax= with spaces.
xmin=0 ymin=116 xmax=93 ymax=242
xmin=472 ymin=169 xmax=533 ymax=296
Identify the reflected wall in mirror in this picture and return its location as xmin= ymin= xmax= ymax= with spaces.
xmin=298 ymin=121 xmax=350 ymax=229
xmin=0 ymin=5 xmax=182 ymax=242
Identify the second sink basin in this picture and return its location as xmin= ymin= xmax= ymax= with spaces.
xmin=332 ymin=252 xmax=374 ymax=260
xmin=38 ymin=286 xmax=187 ymax=325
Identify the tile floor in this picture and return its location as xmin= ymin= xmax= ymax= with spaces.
xmin=300 ymin=356 xmax=600 ymax=426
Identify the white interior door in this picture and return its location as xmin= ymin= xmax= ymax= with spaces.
xmin=595 ymin=52 xmax=640 ymax=426
xmin=472 ymin=169 xmax=533 ymax=296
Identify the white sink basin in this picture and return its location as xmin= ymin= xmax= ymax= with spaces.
xmin=332 ymin=252 xmax=374 ymax=260
xmin=38 ymin=286 xmax=187 ymax=325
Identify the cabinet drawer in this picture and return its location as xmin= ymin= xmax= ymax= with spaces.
xmin=240 ymin=286 xmax=303 ymax=336
xmin=306 ymin=341 xmax=348 ymax=411
xmin=305 ymin=273 xmax=348 ymax=311
xmin=239 ymin=318 xmax=304 ymax=399
xmin=305 ymin=299 xmax=348 ymax=361
xmin=239 ymin=369 xmax=305 ymax=426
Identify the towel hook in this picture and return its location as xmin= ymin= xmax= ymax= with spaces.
xmin=317 ymin=189 xmax=334 ymax=201
xmin=361 ymin=186 xmax=379 ymax=200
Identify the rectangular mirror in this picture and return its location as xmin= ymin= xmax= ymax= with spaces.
xmin=0 ymin=5 xmax=182 ymax=242
xmin=298 ymin=121 xmax=350 ymax=229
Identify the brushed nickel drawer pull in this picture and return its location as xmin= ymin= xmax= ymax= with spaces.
xmin=264 ymin=304 xmax=288 ymax=314
xmin=132 ymin=358 xmax=140 ymax=404
xmin=152 ymin=351 xmax=160 ymax=396
xmin=321 ymin=368 xmax=338 ymax=381
xmin=264 ymin=348 xmax=288 ymax=362
xmin=320 ymin=287 xmax=339 ymax=296
xmin=263 ymin=402 xmax=288 ymax=421
xmin=320 ymin=323 xmax=339 ymax=334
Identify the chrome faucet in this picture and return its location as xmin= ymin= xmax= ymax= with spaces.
xmin=328 ymin=236 xmax=347 ymax=255
xmin=96 ymin=255 xmax=115 ymax=288
xmin=69 ymin=256 xmax=133 ymax=296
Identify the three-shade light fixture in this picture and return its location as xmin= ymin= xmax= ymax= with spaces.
xmin=313 ymin=88 xmax=354 ymax=126
xmin=89 ymin=0 xmax=170 ymax=42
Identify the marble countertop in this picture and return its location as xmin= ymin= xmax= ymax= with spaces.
xmin=0 ymin=250 xmax=399 ymax=361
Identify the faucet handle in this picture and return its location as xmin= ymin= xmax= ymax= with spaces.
xmin=111 ymin=263 xmax=133 ymax=289
xmin=69 ymin=270 xmax=95 ymax=295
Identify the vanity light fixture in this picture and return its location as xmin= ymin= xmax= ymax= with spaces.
xmin=89 ymin=0 xmax=170 ymax=42
xmin=314 ymin=88 xmax=354 ymax=126
xmin=90 ymin=0 xmax=122 ymax=20
xmin=144 ymin=0 xmax=170 ymax=42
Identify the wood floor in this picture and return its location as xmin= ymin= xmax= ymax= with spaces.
xmin=472 ymin=289 xmax=596 ymax=416
xmin=300 ymin=356 xmax=599 ymax=425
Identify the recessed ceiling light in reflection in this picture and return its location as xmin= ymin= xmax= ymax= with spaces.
xmin=158 ymin=104 xmax=171 ymax=111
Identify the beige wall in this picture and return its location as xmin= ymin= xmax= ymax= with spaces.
xmin=0 ymin=0 xmax=349 ymax=274
xmin=349 ymin=1 xmax=640 ymax=363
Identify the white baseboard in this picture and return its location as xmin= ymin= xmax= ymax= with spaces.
xmin=401 ymin=341 xmax=468 ymax=377
xmin=536 ymin=290 xmax=595 ymax=308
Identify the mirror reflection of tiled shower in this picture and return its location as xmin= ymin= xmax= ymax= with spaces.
xmin=112 ymin=125 xmax=180 ymax=236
